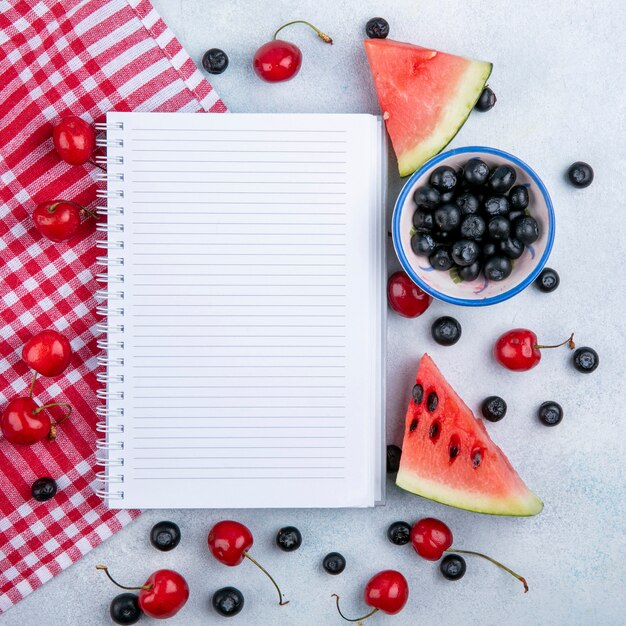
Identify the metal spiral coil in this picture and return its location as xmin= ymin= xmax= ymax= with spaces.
xmin=96 ymin=421 xmax=124 ymax=432
xmin=96 ymin=440 xmax=124 ymax=451
xmin=96 ymin=223 xmax=124 ymax=232
xmin=96 ymin=273 xmax=124 ymax=284
xmin=96 ymin=405 xmax=124 ymax=418
xmin=96 ymin=256 xmax=124 ymax=267
xmin=95 ymin=488 xmax=124 ymax=499
xmin=95 ymin=240 xmax=124 ymax=250
xmin=96 ymin=137 xmax=123 ymax=148
xmin=96 ymin=189 xmax=124 ymax=199
xmin=95 ymin=321 xmax=124 ymax=334
xmin=95 ymin=172 xmax=124 ymax=182
xmin=95 ymin=289 xmax=124 ymax=301
xmin=95 ymin=121 xmax=124 ymax=131
xmin=96 ymin=206 xmax=124 ymax=216
xmin=95 ymin=456 xmax=124 ymax=467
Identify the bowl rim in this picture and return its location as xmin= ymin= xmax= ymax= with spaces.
xmin=392 ymin=145 xmax=556 ymax=307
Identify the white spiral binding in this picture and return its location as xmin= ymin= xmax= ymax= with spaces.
xmin=96 ymin=120 xmax=126 ymax=502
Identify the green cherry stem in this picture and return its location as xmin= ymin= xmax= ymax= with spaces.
xmin=34 ymin=402 xmax=72 ymax=425
xmin=47 ymin=200 xmax=98 ymax=220
xmin=273 ymin=20 xmax=333 ymax=44
xmin=535 ymin=333 xmax=575 ymax=351
xmin=446 ymin=548 xmax=529 ymax=593
xmin=28 ymin=372 xmax=38 ymax=399
xmin=96 ymin=565 xmax=152 ymax=591
xmin=331 ymin=594 xmax=379 ymax=622
xmin=243 ymin=552 xmax=289 ymax=606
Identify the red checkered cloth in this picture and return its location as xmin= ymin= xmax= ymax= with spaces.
xmin=0 ymin=0 xmax=226 ymax=612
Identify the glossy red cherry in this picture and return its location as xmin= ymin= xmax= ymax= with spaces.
xmin=253 ymin=20 xmax=332 ymax=83
xmin=208 ymin=520 xmax=288 ymax=605
xmin=53 ymin=115 xmax=95 ymax=165
xmin=97 ymin=566 xmax=189 ymax=619
xmin=32 ymin=200 xmax=94 ymax=242
xmin=332 ymin=570 xmax=409 ymax=621
xmin=387 ymin=271 xmax=432 ymax=317
xmin=494 ymin=328 xmax=575 ymax=371
xmin=410 ymin=517 xmax=453 ymax=561
xmin=22 ymin=329 xmax=72 ymax=377
xmin=1 ymin=396 xmax=71 ymax=445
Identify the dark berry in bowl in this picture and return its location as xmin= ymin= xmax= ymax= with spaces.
xmin=386 ymin=444 xmax=402 ymax=473
xmin=276 ymin=526 xmax=302 ymax=551
xmin=110 ymin=593 xmax=142 ymax=625
xmin=429 ymin=166 xmax=458 ymax=193
xmin=440 ymin=554 xmax=467 ymax=580
xmin=509 ymin=185 xmax=529 ymax=210
xmin=499 ymin=237 xmax=525 ymax=260
xmin=429 ymin=247 xmax=454 ymax=271
xmin=535 ymin=267 xmax=560 ymax=292
xmin=474 ymin=86 xmax=496 ymax=112
xmin=460 ymin=215 xmax=486 ymax=240
xmin=538 ymin=401 xmax=563 ymax=427
xmin=484 ymin=255 xmax=512 ymax=281
xmin=455 ymin=191 xmax=480 ymax=215
xmin=150 ymin=520 xmax=181 ymax=551
xmin=573 ymin=347 xmax=599 ymax=373
xmin=513 ymin=216 xmax=539 ymax=244
xmin=440 ymin=190 xmax=455 ymax=203
xmin=387 ymin=521 xmax=411 ymax=545
xmin=507 ymin=209 xmax=525 ymax=223
xmin=433 ymin=203 xmax=461 ymax=231
xmin=451 ymin=239 xmax=480 ymax=267
xmin=458 ymin=261 xmax=481 ymax=281
xmin=323 ymin=552 xmax=346 ymax=575
xmin=463 ymin=158 xmax=490 ymax=186
xmin=488 ymin=165 xmax=517 ymax=193
xmin=487 ymin=216 xmax=511 ymax=241
xmin=212 ymin=586 xmax=244 ymax=617
xmin=481 ymin=396 xmax=507 ymax=422
xmin=484 ymin=195 xmax=510 ymax=218
xmin=431 ymin=316 xmax=462 ymax=346
xmin=481 ymin=241 xmax=497 ymax=257
xmin=413 ymin=185 xmax=440 ymax=210
xmin=432 ymin=230 xmax=454 ymax=243
xmin=31 ymin=477 xmax=57 ymax=502
xmin=365 ymin=17 xmax=390 ymax=39
xmin=567 ymin=161 xmax=593 ymax=188
xmin=411 ymin=233 xmax=436 ymax=256
xmin=412 ymin=210 xmax=434 ymax=232
xmin=202 ymin=48 xmax=229 ymax=74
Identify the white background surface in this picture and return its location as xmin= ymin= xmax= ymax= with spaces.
xmin=5 ymin=0 xmax=626 ymax=624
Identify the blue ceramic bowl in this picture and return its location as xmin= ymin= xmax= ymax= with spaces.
xmin=392 ymin=146 xmax=555 ymax=307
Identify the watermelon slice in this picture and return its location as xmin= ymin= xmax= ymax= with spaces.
xmin=364 ymin=39 xmax=492 ymax=176
xmin=396 ymin=355 xmax=543 ymax=516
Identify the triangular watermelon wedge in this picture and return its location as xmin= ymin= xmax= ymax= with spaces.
xmin=396 ymin=355 xmax=543 ymax=516
xmin=364 ymin=39 xmax=492 ymax=176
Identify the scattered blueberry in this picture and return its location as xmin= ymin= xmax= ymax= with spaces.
xmin=365 ymin=17 xmax=390 ymax=39
xmin=212 ymin=586 xmax=244 ymax=617
xmin=387 ymin=521 xmax=411 ymax=546
xmin=567 ymin=162 xmax=594 ymax=188
xmin=323 ymin=552 xmax=346 ymax=575
xmin=386 ymin=444 xmax=402 ymax=473
xmin=509 ymin=185 xmax=529 ymax=210
xmin=413 ymin=185 xmax=440 ymax=210
xmin=31 ymin=477 xmax=57 ymax=502
xmin=484 ymin=255 xmax=513 ymax=281
xmin=429 ymin=166 xmax=458 ymax=193
xmin=538 ymin=401 xmax=563 ymax=427
xmin=202 ymin=48 xmax=229 ymax=74
xmin=572 ymin=347 xmax=599 ymax=373
xmin=276 ymin=526 xmax=302 ymax=552
xmin=150 ymin=521 xmax=181 ymax=551
xmin=535 ymin=267 xmax=560 ymax=292
xmin=431 ymin=316 xmax=462 ymax=346
xmin=440 ymin=554 xmax=467 ymax=580
xmin=474 ymin=87 xmax=497 ymax=112
xmin=481 ymin=396 xmax=507 ymax=422
xmin=110 ymin=593 xmax=142 ymax=625
xmin=488 ymin=165 xmax=517 ymax=194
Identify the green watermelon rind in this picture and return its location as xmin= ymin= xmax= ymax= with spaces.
xmin=396 ymin=469 xmax=544 ymax=517
xmin=397 ymin=61 xmax=493 ymax=177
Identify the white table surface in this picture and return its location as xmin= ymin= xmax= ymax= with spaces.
xmin=5 ymin=1 xmax=626 ymax=624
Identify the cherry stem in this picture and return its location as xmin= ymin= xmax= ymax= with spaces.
xmin=96 ymin=565 xmax=152 ymax=591
xmin=34 ymin=402 xmax=72 ymax=425
xmin=243 ymin=552 xmax=289 ymax=606
xmin=446 ymin=549 xmax=529 ymax=593
xmin=88 ymin=159 xmax=107 ymax=172
xmin=28 ymin=372 xmax=37 ymax=399
xmin=535 ymin=332 xmax=575 ymax=351
xmin=331 ymin=594 xmax=379 ymax=622
xmin=47 ymin=200 xmax=97 ymax=220
xmin=273 ymin=20 xmax=333 ymax=44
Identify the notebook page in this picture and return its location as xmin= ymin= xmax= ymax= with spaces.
xmin=106 ymin=112 xmax=381 ymax=508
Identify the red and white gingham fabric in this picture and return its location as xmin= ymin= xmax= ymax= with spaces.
xmin=0 ymin=0 xmax=226 ymax=612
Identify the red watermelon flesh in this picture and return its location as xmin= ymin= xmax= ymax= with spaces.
xmin=396 ymin=355 xmax=543 ymax=516
xmin=364 ymin=39 xmax=492 ymax=176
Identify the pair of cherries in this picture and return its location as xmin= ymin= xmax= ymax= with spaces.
xmin=1 ymin=330 xmax=73 ymax=445
xmin=33 ymin=116 xmax=99 ymax=243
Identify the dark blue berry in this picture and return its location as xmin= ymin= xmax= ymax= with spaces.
xmin=484 ymin=195 xmax=510 ymax=218
xmin=567 ymin=162 xmax=593 ymax=188
xmin=429 ymin=166 xmax=458 ymax=193
xmin=484 ymin=255 xmax=512 ymax=281
xmin=365 ymin=17 xmax=389 ymax=39
xmin=202 ymin=48 xmax=229 ymax=74
xmin=429 ymin=247 xmax=454 ymax=271
xmin=499 ymin=237 xmax=525 ymax=259
xmin=31 ymin=477 xmax=57 ymax=502
xmin=455 ymin=191 xmax=480 ymax=215
xmin=413 ymin=185 xmax=440 ymax=209
xmin=513 ymin=216 xmax=539 ymax=244
xmin=488 ymin=165 xmax=517 ymax=193
xmin=573 ymin=347 xmax=599 ymax=373
xmin=413 ymin=210 xmax=434 ymax=231
xmin=212 ymin=587 xmax=244 ymax=617
xmin=276 ymin=526 xmax=302 ymax=551
xmin=323 ymin=552 xmax=346 ymax=575
xmin=150 ymin=521 xmax=181 ymax=551
xmin=387 ymin=521 xmax=411 ymax=545
xmin=474 ymin=87 xmax=497 ymax=112
xmin=460 ymin=215 xmax=486 ymax=240
xmin=509 ymin=185 xmax=529 ymax=210
xmin=538 ymin=401 xmax=563 ymax=426
xmin=440 ymin=554 xmax=467 ymax=580
xmin=487 ymin=216 xmax=511 ymax=241
xmin=482 ymin=396 xmax=507 ymax=422
xmin=535 ymin=267 xmax=560 ymax=292
xmin=463 ymin=158 xmax=490 ymax=186
xmin=458 ymin=261 xmax=481 ymax=282
xmin=110 ymin=593 xmax=141 ymax=625
xmin=433 ymin=203 xmax=461 ymax=231
xmin=411 ymin=233 xmax=436 ymax=256
xmin=431 ymin=316 xmax=462 ymax=346
xmin=451 ymin=239 xmax=480 ymax=266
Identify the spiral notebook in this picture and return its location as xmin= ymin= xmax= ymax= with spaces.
xmin=96 ymin=112 xmax=387 ymax=509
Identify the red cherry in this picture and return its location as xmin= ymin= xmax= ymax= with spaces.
xmin=208 ymin=520 xmax=288 ymax=605
xmin=253 ymin=20 xmax=332 ymax=83
xmin=22 ymin=329 xmax=72 ymax=377
xmin=33 ymin=200 xmax=84 ymax=242
xmin=1 ymin=397 xmax=51 ymax=445
xmin=494 ymin=328 xmax=575 ymax=371
xmin=53 ymin=116 xmax=95 ymax=165
xmin=97 ymin=566 xmax=189 ymax=619
xmin=410 ymin=518 xmax=453 ymax=561
xmin=387 ymin=271 xmax=432 ymax=317
xmin=332 ymin=570 xmax=409 ymax=622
